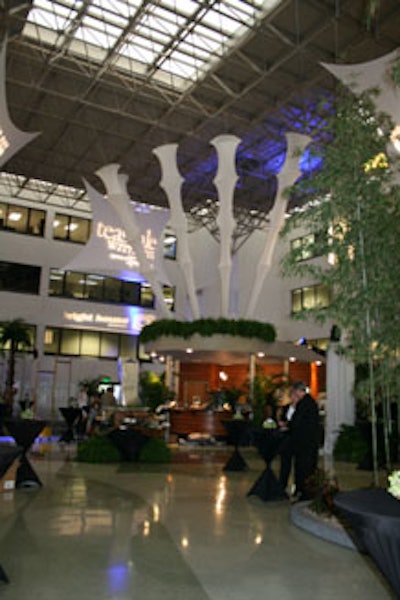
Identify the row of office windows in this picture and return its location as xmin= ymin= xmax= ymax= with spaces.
xmin=44 ymin=327 xmax=137 ymax=359
xmin=0 ymin=322 xmax=138 ymax=360
xmin=0 ymin=201 xmax=177 ymax=258
xmin=0 ymin=261 xmax=174 ymax=309
xmin=1 ymin=261 xmax=329 ymax=315
xmin=0 ymin=202 xmax=45 ymax=236
xmin=49 ymin=268 xmax=175 ymax=309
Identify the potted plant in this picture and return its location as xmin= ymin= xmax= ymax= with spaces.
xmin=0 ymin=318 xmax=32 ymax=416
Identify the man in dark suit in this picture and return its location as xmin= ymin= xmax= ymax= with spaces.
xmin=288 ymin=381 xmax=319 ymax=501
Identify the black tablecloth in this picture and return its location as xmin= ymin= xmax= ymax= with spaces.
xmin=4 ymin=419 xmax=46 ymax=488
xmin=59 ymin=407 xmax=82 ymax=442
xmin=0 ymin=444 xmax=22 ymax=478
xmin=247 ymin=429 xmax=288 ymax=501
xmin=108 ymin=428 xmax=149 ymax=461
xmin=334 ymin=489 xmax=400 ymax=596
xmin=222 ymin=419 xmax=250 ymax=471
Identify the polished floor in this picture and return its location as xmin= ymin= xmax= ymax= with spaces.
xmin=0 ymin=442 xmax=395 ymax=600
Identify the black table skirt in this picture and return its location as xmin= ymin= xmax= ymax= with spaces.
xmin=247 ymin=429 xmax=288 ymax=501
xmin=222 ymin=419 xmax=251 ymax=471
xmin=0 ymin=444 xmax=22 ymax=478
xmin=4 ymin=419 xmax=46 ymax=488
xmin=334 ymin=489 xmax=400 ymax=596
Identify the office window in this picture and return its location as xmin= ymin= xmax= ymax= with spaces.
xmin=0 ymin=261 xmax=41 ymax=294
xmin=44 ymin=328 xmax=60 ymax=354
xmin=65 ymin=271 xmax=85 ymax=299
xmin=85 ymin=274 xmax=104 ymax=301
xmin=81 ymin=331 xmax=101 ymax=357
xmin=60 ymin=329 xmax=80 ymax=355
xmin=140 ymin=284 xmax=154 ymax=308
xmin=164 ymin=233 xmax=177 ymax=259
xmin=103 ymin=276 xmax=121 ymax=302
xmin=29 ymin=209 xmax=46 ymax=236
xmin=44 ymin=326 xmax=137 ymax=359
xmin=5 ymin=204 xmax=28 ymax=233
xmin=53 ymin=213 xmax=91 ymax=243
xmin=0 ymin=202 xmax=6 ymax=228
xmin=291 ymin=232 xmax=324 ymax=261
xmin=100 ymin=332 xmax=119 ymax=359
xmin=291 ymin=284 xmax=331 ymax=314
xmin=163 ymin=286 xmax=175 ymax=311
xmin=49 ymin=269 xmax=65 ymax=296
xmin=121 ymin=280 xmax=141 ymax=305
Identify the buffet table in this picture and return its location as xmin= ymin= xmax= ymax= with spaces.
xmin=170 ymin=409 xmax=232 ymax=438
xmin=334 ymin=489 xmax=400 ymax=596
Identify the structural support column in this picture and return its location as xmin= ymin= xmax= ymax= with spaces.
xmin=249 ymin=353 xmax=256 ymax=404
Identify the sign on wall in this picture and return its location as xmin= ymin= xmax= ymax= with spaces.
xmin=64 ymin=181 xmax=171 ymax=284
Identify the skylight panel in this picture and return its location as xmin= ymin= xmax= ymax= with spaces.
xmin=88 ymin=2 xmax=130 ymax=29
xmin=75 ymin=15 xmax=122 ymax=48
xmin=162 ymin=56 xmax=197 ymax=79
xmin=28 ymin=0 xmax=81 ymax=32
xmin=23 ymin=0 xmax=283 ymax=91
xmin=161 ymin=0 xmax=198 ymax=18
xmin=202 ymin=8 xmax=241 ymax=35
xmin=95 ymin=0 xmax=141 ymax=21
xmin=121 ymin=41 xmax=161 ymax=64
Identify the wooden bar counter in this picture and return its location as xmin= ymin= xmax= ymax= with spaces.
xmin=170 ymin=408 xmax=232 ymax=438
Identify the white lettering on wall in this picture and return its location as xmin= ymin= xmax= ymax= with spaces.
xmin=96 ymin=222 xmax=157 ymax=268
xmin=63 ymin=311 xmax=155 ymax=334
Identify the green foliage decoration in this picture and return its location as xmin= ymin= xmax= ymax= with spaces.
xmin=76 ymin=435 xmax=121 ymax=463
xmin=138 ymin=437 xmax=171 ymax=463
xmin=139 ymin=318 xmax=276 ymax=344
xmin=333 ymin=424 xmax=369 ymax=463
xmin=281 ymin=87 xmax=400 ymax=363
xmin=139 ymin=371 xmax=175 ymax=410
xmin=0 ymin=318 xmax=33 ymax=409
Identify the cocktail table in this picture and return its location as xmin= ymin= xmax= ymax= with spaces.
xmin=4 ymin=419 xmax=46 ymax=488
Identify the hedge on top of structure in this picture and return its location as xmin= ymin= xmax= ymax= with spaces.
xmin=139 ymin=318 xmax=276 ymax=344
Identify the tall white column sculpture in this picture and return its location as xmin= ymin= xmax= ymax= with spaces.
xmin=245 ymin=133 xmax=310 ymax=318
xmin=95 ymin=164 xmax=172 ymax=319
xmin=153 ymin=144 xmax=200 ymax=319
xmin=0 ymin=39 xmax=39 ymax=168
xmin=211 ymin=134 xmax=241 ymax=317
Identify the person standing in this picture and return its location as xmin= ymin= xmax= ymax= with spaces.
xmin=288 ymin=381 xmax=319 ymax=501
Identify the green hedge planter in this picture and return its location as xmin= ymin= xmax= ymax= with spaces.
xmin=139 ymin=318 xmax=276 ymax=344
xmin=76 ymin=435 xmax=121 ymax=463
xmin=138 ymin=438 xmax=172 ymax=463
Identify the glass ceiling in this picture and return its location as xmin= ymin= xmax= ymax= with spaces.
xmin=23 ymin=0 xmax=281 ymax=91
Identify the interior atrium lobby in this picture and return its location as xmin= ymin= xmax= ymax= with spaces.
xmin=1 ymin=1 xmax=400 ymax=599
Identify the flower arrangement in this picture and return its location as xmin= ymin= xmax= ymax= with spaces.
xmin=387 ymin=470 xmax=400 ymax=500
